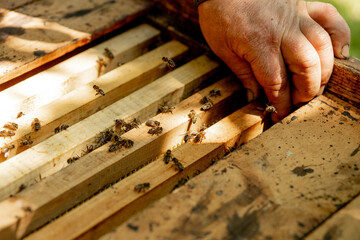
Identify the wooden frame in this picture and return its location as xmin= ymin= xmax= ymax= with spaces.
xmin=0 ymin=1 xmax=359 ymax=239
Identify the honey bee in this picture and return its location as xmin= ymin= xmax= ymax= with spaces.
xmin=265 ymin=103 xmax=277 ymax=113
xmin=158 ymin=104 xmax=175 ymax=114
xmin=104 ymin=48 xmax=114 ymax=59
xmin=54 ymin=124 xmax=69 ymax=134
xmin=146 ymin=120 xmax=160 ymax=127
xmin=209 ymin=89 xmax=221 ymax=97
xmin=82 ymin=145 xmax=94 ymax=156
xmin=93 ymin=85 xmax=105 ymax=96
xmin=120 ymin=138 xmax=134 ymax=148
xmin=1 ymin=130 xmax=16 ymax=137
xmin=1 ymin=144 xmax=15 ymax=158
xmin=200 ymin=101 xmax=214 ymax=111
xmin=128 ymin=118 xmax=141 ymax=129
xmin=20 ymin=136 xmax=33 ymax=146
xmin=3 ymin=122 xmax=18 ymax=131
xmin=67 ymin=155 xmax=79 ymax=164
xmin=17 ymin=112 xmax=25 ymax=119
xmin=148 ymin=126 xmax=163 ymax=136
xmin=134 ymin=182 xmax=150 ymax=192
xmin=188 ymin=110 xmax=197 ymax=125
xmin=115 ymin=119 xmax=127 ymax=128
xmin=184 ymin=132 xmax=196 ymax=143
xmin=200 ymin=95 xmax=213 ymax=105
xmin=108 ymin=143 xmax=121 ymax=152
xmin=32 ymin=118 xmax=41 ymax=131
xmin=164 ymin=149 xmax=172 ymax=164
xmin=174 ymin=161 xmax=184 ymax=172
xmin=194 ymin=125 xmax=206 ymax=143
xmin=162 ymin=57 xmax=176 ymax=69
xmin=96 ymin=57 xmax=107 ymax=77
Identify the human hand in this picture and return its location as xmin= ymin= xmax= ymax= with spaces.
xmin=198 ymin=0 xmax=351 ymax=122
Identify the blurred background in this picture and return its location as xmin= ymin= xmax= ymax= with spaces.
xmin=311 ymin=0 xmax=360 ymax=58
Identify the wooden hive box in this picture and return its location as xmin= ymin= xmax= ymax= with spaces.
xmin=0 ymin=0 xmax=359 ymax=239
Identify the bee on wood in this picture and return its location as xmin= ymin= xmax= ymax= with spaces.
xmin=146 ymin=119 xmax=160 ymax=127
xmin=134 ymin=182 xmax=150 ymax=192
xmin=96 ymin=129 xmax=114 ymax=146
xmin=200 ymin=101 xmax=214 ymax=111
xmin=158 ymin=104 xmax=175 ymax=114
xmin=104 ymin=48 xmax=114 ymax=59
xmin=162 ymin=57 xmax=176 ymax=69
xmin=148 ymin=126 xmax=163 ymax=136
xmin=20 ymin=136 xmax=33 ymax=146
xmin=108 ymin=143 xmax=121 ymax=152
xmin=174 ymin=161 xmax=184 ymax=172
xmin=93 ymin=85 xmax=105 ymax=96
xmin=120 ymin=138 xmax=134 ymax=148
xmin=128 ymin=118 xmax=141 ymax=129
xmin=115 ymin=119 xmax=127 ymax=128
xmin=17 ymin=112 xmax=25 ymax=119
xmin=1 ymin=144 xmax=15 ymax=158
xmin=67 ymin=155 xmax=79 ymax=164
xmin=188 ymin=110 xmax=197 ymax=125
xmin=55 ymin=124 xmax=69 ymax=134
xmin=184 ymin=132 xmax=196 ymax=143
xmin=111 ymin=134 xmax=121 ymax=143
xmin=32 ymin=118 xmax=41 ymax=131
xmin=61 ymin=124 xmax=69 ymax=131
xmin=164 ymin=150 xmax=172 ymax=164
xmin=209 ymin=89 xmax=221 ymax=97
xmin=265 ymin=103 xmax=277 ymax=113
xmin=193 ymin=125 xmax=207 ymax=143
xmin=1 ymin=130 xmax=16 ymax=137
xmin=3 ymin=122 xmax=18 ymax=131
xmin=82 ymin=145 xmax=94 ymax=156
xmin=200 ymin=95 xmax=213 ymax=105
xmin=96 ymin=57 xmax=107 ymax=77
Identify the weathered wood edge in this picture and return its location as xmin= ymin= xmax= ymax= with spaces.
xmin=0 ymin=0 xmax=152 ymax=85
xmin=0 ymin=55 xmax=222 ymax=240
xmin=102 ymin=93 xmax=360 ymax=240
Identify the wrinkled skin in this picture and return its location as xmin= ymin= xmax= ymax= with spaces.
xmin=198 ymin=0 xmax=350 ymax=122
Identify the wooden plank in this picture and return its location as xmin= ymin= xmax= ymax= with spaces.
xmin=0 ymin=53 xmax=212 ymax=200
xmin=0 ymin=0 xmax=33 ymax=10
xmin=0 ymin=40 xmax=188 ymax=161
xmin=328 ymin=57 xmax=360 ymax=108
xmin=103 ymin=93 xmax=360 ymax=240
xmin=0 ymin=23 xmax=160 ymax=125
xmin=0 ymin=55 xmax=220 ymax=240
xmin=25 ymin=95 xmax=264 ymax=240
xmin=305 ymin=195 xmax=360 ymax=240
xmin=0 ymin=0 xmax=151 ymax=84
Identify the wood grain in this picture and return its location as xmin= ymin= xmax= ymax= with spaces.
xmin=103 ymin=93 xmax=360 ymax=240
xmin=328 ymin=57 xmax=360 ymax=108
xmin=23 ymin=76 xmax=255 ymax=240
xmin=0 ymin=55 xmax=220 ymax=240
xmin=0 ymin=40 xmax=188 ymax=161
xmin=305 ymin=195 xmax=360 ymax=240
xmin=0 ymin=0 xmax=150 ymax=84
xmin=0 ymin=23 xmax=160 ymax=125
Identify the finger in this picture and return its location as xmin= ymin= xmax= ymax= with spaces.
xmin=248 ymin=50 xmax=292 ymax=122
xmin=218 ymin=51 xmax=262 ymax=102
xmin=300 ymin=17 xmax=334 ymax=95
xmin=306 ymin=1 xmax=351 ymax=59
xmin=282 ymin=29 xmax=321 ymax=105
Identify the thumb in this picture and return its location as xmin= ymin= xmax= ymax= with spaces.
xmin=306 ymin=1 xmax=351 ymax=59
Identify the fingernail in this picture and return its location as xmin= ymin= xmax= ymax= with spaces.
xmin=341 ymin=44 xmax=350 ymax=59
xmin=246 ymin=89 xmax=254 ymax=102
